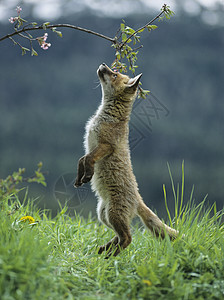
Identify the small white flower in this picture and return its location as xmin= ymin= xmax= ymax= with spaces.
xmin=16 ymin=6 xmax=22 ymax=14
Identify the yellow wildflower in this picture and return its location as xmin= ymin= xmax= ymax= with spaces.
xmin=142 ymin=279 xmax=152 ymax=286
xmin=19 ymin=216 xmax=35 ymax=224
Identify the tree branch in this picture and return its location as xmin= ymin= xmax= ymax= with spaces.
xmin=0 ymin=23 xmax=116 ymax=44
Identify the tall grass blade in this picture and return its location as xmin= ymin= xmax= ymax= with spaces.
xmin=163 ymin=184 xmax=172 ymax=225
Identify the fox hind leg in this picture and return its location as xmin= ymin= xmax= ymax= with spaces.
xmin=97 ymin=200 xmax=118 ymax=254
xmin=105 ymin=212 xmax=132 ymax=258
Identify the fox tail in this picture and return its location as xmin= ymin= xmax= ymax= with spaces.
xmin=137 ymin=201 xmax=178 ymax=239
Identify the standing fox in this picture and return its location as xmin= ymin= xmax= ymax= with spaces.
xmin=75 ymin=63 xmax=178 ymax=257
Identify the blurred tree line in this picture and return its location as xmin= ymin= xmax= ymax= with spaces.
xmin=0 ymin=11 xmax=223 ymax=217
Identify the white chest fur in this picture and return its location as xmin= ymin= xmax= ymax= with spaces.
xmin=84 ymin=115 xmax=99 ymax=154
xmin=84 ymin=102 xmax=107 ymax=154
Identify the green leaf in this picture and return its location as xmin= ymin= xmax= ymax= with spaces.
xmin=51 ymin=27 xmax=62 ymax=37
xmin=17 ymin=19 xmax=23 ymax=28
xmin=115 ymin=51 xmax=121 ymax=60
xmin=122 ymin=33 xmax=127 ymax=42
xmin=32 ymin=22 xmax=38 ymax=27
xmin=56 ymin=31 xmax=63 ymax=38
xmin=148 ymin=25 xmax=158 ymax=30
xmin=120 ymin=23 xmax=125 ymax=32
xmin=31 ymin=48 xmax=38 ymax=56
xmin=133 ymin=35 xmax=140 ymax=43
xmin=21 ymin=47 xmax=30 ymax=56
xmin=138 ymin=88 xmax=150 ymax=99
xmin=138 ymin=28 xmax=145 ymax=33
xmin=22 ymin=47 xmax=30 ymax=52
xmin=147 ymin=25 xmax=158 ymax=32
xmin=38 ymin=162 xmax=43 ymax=169
xmin=125 ymin=26 xmax=135 ymax=34
xmin=20 ymin=18 xmax=27 ymax=23
xmin=43 ymin=22 xmax=50 ymax=30
xmin=111 ymin=61 xmax=116 ymax=69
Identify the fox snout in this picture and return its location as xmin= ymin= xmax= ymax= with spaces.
xmin=97 ymin=63 xmax=114 ymax=80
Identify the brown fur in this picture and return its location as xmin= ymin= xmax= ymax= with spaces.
xmin=75 ymin=63 xmax=178 ymax=257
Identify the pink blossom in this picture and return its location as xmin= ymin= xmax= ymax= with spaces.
xmin=9 ymin=17 xmax=18 ymax=23
xmin=41 ymin=42 xmax=51 ymax=50
xmin=37 ymin=33 xmax=51 ymax=50
xmin=16 ymin=6 xmax=22 ymax=14
xmin=43 ymin=33 xmax=48 ymax=42
xmin=9 ymin=17 xmax=15 ymax=23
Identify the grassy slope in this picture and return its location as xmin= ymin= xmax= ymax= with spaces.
xmin=0 ymin=194 xmax=224 ymax=300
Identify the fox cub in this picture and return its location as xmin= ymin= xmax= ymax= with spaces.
xmin=75 ymin=63 xmax=178 ymax=257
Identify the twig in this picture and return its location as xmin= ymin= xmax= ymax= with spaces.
xmin=18 ymin=32 xmax=35 ymax=41
xmin=0 ymin=23 xmax=116 ymax=44
xmin=9 ymin=36 xmax=23 ymax=49
xmin=127 ymin=44 xmax=143 ymax=55
xmin=119 ymin=5 xmax=167 ymax=50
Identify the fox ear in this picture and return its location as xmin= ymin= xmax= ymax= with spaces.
xmin=126 ymin=73 xmax=142 ymax=91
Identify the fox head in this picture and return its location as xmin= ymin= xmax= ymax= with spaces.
xmin=97 ymin=63 xmax=142 ymax=102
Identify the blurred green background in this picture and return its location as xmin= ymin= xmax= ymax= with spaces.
xmin=0 ymin=0 xmax=223 ymax=218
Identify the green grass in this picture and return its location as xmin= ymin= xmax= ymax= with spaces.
xmin=0 ymin=167 xmax=224 ymax=299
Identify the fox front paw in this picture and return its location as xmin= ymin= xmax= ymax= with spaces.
xmin=74 ymin=178 xmax=83 ymax=187
xmin=74 ymin=155 xmax=94 ymax=187
xmin=81 ymin=170 xmax=94 ymax=184
xmin=74 ymin=169 xmax=94 ymax=187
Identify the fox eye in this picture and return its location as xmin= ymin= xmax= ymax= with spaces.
xmin=112 ymin=74 xmax=117 ymax=79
